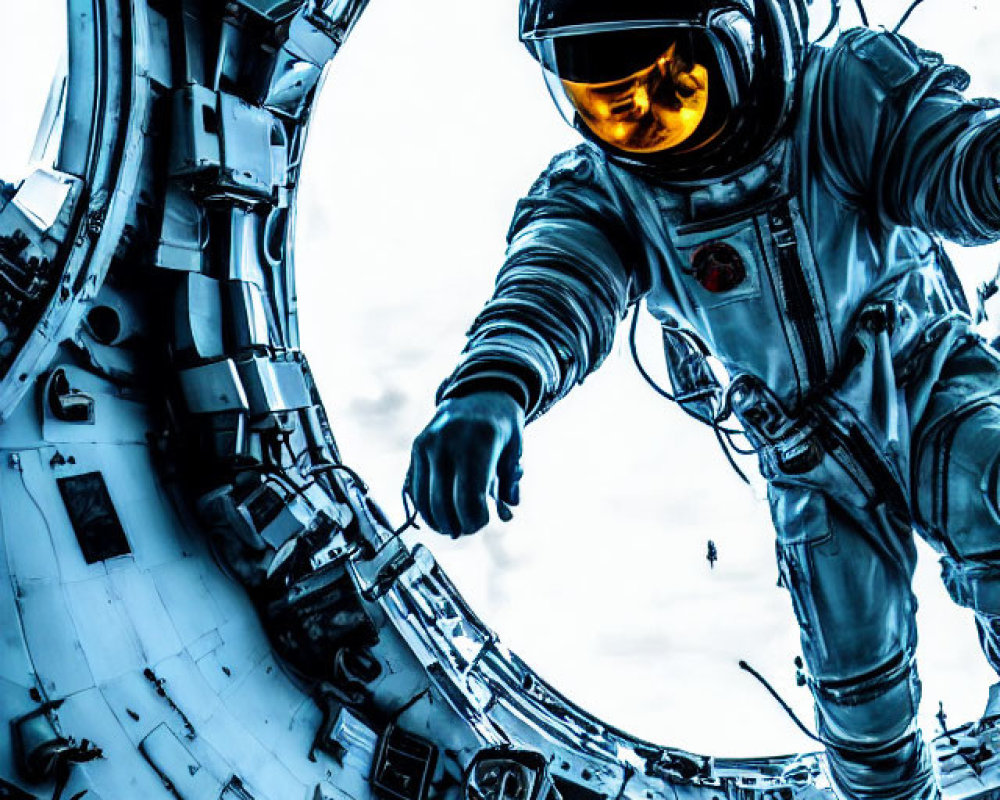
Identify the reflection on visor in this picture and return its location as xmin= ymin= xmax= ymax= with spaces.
xmin=561 ymin=42 xmax=709 ymax=153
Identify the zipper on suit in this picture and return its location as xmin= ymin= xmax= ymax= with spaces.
xmin=768 ymin=203 xmax=826 ymax=391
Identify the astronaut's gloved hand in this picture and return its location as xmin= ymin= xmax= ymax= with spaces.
xmin=407 ymin=391 xmax=524 ymax=538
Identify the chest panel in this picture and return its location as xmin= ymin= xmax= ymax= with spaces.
xmin=647 ymin=192 xmax=838 ymax=411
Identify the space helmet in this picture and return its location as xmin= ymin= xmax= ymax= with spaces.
xmin=519 ymin=0 xmax=809 ymax=181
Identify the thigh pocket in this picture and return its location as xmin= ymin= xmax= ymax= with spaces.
xmin=770 ymin=486 xmax=835 ymax=661
xmin=771 ymin=485 xmax=919 ymax=676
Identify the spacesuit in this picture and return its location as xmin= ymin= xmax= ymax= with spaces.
xmin=407 ymin=2 xmax=1000 ymax=799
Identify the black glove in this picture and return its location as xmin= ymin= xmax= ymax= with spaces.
xmin=407 ymin=391 xmax=524 ymax=537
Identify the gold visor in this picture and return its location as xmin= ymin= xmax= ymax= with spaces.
xmin=561 ymin=43 xmax=709 ymax=154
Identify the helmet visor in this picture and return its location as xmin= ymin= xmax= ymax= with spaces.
xmin=538 ymin=26 xmax=741 ymax=155
xmin=523 ymin=0 xmax=803 ymax=176
xmin=559 ymin=38 xmax=710 ymax=153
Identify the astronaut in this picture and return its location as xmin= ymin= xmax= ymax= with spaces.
xmin=407 ymin=1 xmax=1000 ymax=798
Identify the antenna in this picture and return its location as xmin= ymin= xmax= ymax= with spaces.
xmin=894 ymin=0 xmax=929 ymax=33
xmin=852 ymin=0 xmax=870 ymax=26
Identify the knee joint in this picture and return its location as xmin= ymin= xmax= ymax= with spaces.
xmin=812 ymin=651 xmax=921 ymax=749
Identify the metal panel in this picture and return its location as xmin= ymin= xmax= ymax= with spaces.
xmin=108 ymin=569 xmax=185 ymax=667
xmin=16 ymin=580 xmax=96 ymax=698
xmin=178 ymin=3 xmax=211 ymax=86
xmin=223 ymin=652 xmax=315 ymax=754
xmin=96 ymin=445 xmax=198 ymax=571
xmin=0 ymin=451 xmax=62 ymax=585
xmin=64 ymin=576 xmax=146 ymax=683
xmin=0 ymin=0 xmax=151 ymax=423
xmin=194 ymin=616 xmax=267 ymax=698
xmin=170 ymin=84 xmax=222 ymax=176
xmin=178 ymin=360 xmax=249 ymax=414
xmin=187 ymin=628 xmax=225 ymax=663
xmin=140 ymin=724 xmax=226 ymax=798
xmin=174 ymin=273 xmax=225 ymax=360
xmin=145 ymin=6 xmax=173 ymax=88
xmin=11 ymin=169 xmax=78 ymax=231
xmin=263 ymin=49 xmax=323 ymax=118
xmin=194 ymin=556 xmax=258 ymax=628
xmin=234 ymin=482 xmax=311 ymax=549
xmin=151 ymin=558 xmax=227 ymax=648
xmin=285 ymin=10 xmax=339 ymax=65
xmin=143 ymin=654 xmax=219 ymax=732
xmin=53 ymin=770 xmax=107 ymax=800
xmin=195 ymin=708 xmax=301 ymax=800
xmin=226 ymin=208 xmax=268 ymax=287
xmin=100 ymin=669 xmax=175 ymax=747
xmin=218 ymin=94 xmax=275 ymax=198
xmin=237 ymin=357 xmax=311 ymax=414
xmin=226 ymin=280 xmax=273 ymax=349
xmin=156 ymin=186 xmax=206 ymax=272
xmin=0 ymin=529 xmax=33 ymax=688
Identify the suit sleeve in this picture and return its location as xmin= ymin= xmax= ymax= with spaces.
xmin=816 ymin=29 xmax=1000 ymax=246
xmin=436 ymin=145 xmax=648 ymax=422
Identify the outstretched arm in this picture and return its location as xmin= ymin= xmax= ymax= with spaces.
xmin=817 ymin=28 xmax=1000 ymax=245
xmin=438 ymin=145 xmax=646 ymax=419
xmin=408 ymin=145 xmax=647 ymax=537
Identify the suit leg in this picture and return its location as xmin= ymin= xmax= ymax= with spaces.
xmin=769 ymin=485 xmax=937 ymax=799
xmin=912 ymin=341 xmax=1000 ymax=672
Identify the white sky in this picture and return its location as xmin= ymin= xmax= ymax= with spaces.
xmin=0 ymin=4 xmax=66 ymax=179
xmin=3 ymin=0 xmax=1000 ymax=762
